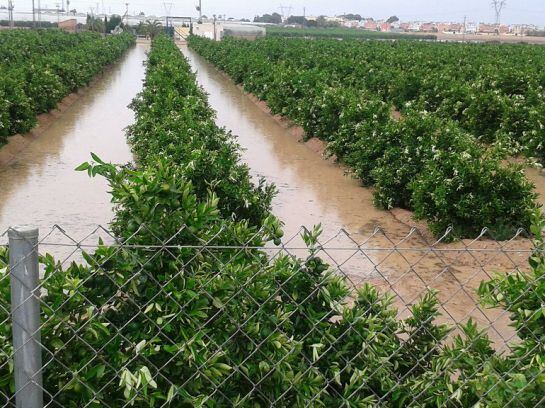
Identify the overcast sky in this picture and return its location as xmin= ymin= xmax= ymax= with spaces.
xmin=8 ymin=0 xmax=545 ymax=26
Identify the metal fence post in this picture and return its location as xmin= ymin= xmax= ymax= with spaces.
xmin=8 ymin=226 xmax=43 ymax=408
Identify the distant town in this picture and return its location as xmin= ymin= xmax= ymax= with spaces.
xmin=333 ymin=17 xmax=541 ymax=36
xmin=251 ymin=12 xmax=544 ymax=37
xmin=1 ymin=6 xmax=544 ymax=38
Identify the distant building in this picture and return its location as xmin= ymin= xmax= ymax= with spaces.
xmin=420 ymin=22 xmax=436 ymax=32
xmin=498 ymin=24 xmax=510 ymax=34
xmin=192 ymin=22 xmax=218 ymax=40
xmin=408 ymin=22 xmax=421 ymax=32
xmin=511 ymin=24 xmax=540 ymax=36
xmin=379 ymin=22 xmax=391 ymax=32
xmin=431 ymin=22 xmax=463 ymax=34
xmin=436 ymin=23 xmax=449 ymax=32
xmin=362 ymin=19 xmax=378 ymax=31
xmin=478 ymin=23 xmax=498 ymax=34
xmin=192 ymin=22 xmax=265 ymax=41
xmin=465 ymin=22 xmax=478 ymax=33
xmin=448 ymin=23 xmax=463 ymax=33
xmin=58 ymin=18 xmax=77 ymax=33
xmin=223 ymin=24 xmax=266 ymax=40
xmin=343 ymin=20 xmax=359 ymax=28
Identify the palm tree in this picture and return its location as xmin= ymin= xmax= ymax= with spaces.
xmin=85 ymin=14 xmax=104 ymax=32
xmin=144 ymin=19 xmax=163 ymax=39
xmin=136 ymin=21 xmax=145 ymax=36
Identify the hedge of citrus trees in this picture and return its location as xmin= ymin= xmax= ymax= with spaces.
xmin=205 ymin=36 xmax=545 ymax=159
xmin=0 ymin=30 xmax=134 ymax=146
xmin=189 ymin=35 xmax=539 ymax=238
xmin=266 ymin=26 xmax=437 ymax=41
xmin=1 ymin=34 xmax=544 ymax=407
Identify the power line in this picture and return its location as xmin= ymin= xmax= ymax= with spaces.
xmin=492 ymin=0 xmax=507 ymax=25
xmin=8 ymin=0 xmax=14 ymax=27
xmin=196 ymin=0 xmax=201 ymax=22
xmin=278 ymin=4 xmax=292 ymax=21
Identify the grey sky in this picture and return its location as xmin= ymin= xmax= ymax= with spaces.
xmin=8 ymin=0 xmax=545 ymax=26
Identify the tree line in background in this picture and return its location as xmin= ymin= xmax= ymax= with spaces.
xmin=0 ymin=20 xmax=57 ymax=28
xmin=253 ymin=12 xmax=399 ymax=27
xmin=253 ymin=13 xmax=339 ymax=27
xmin=85 ymin=14 xmax=124 ymax=33
xmin=84 ymin=15 xmax=163 ymax=38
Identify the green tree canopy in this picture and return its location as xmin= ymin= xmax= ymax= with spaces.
xmin=386 ymin=15 xmax=400 ymax=24
xmin=254 ymin=13 xmax=282 ymax=24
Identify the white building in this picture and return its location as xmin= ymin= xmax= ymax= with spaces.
xmin=465 ymin=22 xmax=478 ymax=34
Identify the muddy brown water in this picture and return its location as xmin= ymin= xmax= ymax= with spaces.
xmin=0 ymin=41 xmax=535 ymax=348
xmin=181 ymin=46 xmax=413 ymax=241
xmin=0 ymin=45 xmax=149 ymax=243
xmin=526 ymin=167 xmax=545 ymax=206
xmin=182 ymin=46 xmax=538 ymax=348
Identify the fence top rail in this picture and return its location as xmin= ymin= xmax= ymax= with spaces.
xmin=0 ymin=223 xmax=536 ymax=250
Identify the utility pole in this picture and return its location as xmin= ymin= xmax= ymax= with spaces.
xmin=463 ymin=15 xmax=467 ymax=41
xmin=492 ymin=0 xmax=506 ymax=31
xmin=8 ymin=0 xmax=14 ymax=28
xmin=125 ymin=2 xmax=129 ymax=26
xmin=163 ymin=2 xmax=172 ymax=29
xmin=197 ymin=0 xmax=202 ymax=23
xmin=56 ymin=3 xmax=60 ymax=24
xmin=213 ymin=14 xmax=217 ymax=40
xmin=279 ymin=5 xmax=292 ymax=22
xmin=32 ymin=0 xmax=36 ymax=28
xmin=279 ymin=5 xmax=284 ymax=21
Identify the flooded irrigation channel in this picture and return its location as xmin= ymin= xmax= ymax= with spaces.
xmin=0 ymin=44 xmax=149 ymax=243
xmin=0 ymin=41 xmax=536 ymax=347
xmin=182 ymin=46 xmax=536 ymax=347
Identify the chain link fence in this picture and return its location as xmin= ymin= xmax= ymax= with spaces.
xmin=0 ymin=223 xmax=543 ymax=407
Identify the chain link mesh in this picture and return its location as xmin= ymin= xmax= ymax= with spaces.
xmin=0 ymin=224 xmax=542 ymax=407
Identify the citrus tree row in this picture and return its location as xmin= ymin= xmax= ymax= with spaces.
xmin=0 ymin=30 xmax=103 ymax=65
xmin=266 ymin=26 xmax=437 ymax=41
xmin=196 ymin=36 xmax=545 ymax=161
xmin=1 ymin=35 xmax=544 ymax=407
xmin=189 ymin=35 xmax=538 ymax=238
xmin=0 ymin=30 xmax=135 ymax=145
